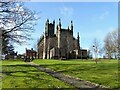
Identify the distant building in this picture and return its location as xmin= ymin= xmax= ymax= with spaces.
xmin=37 ymin=18 xmax=87 ymax=59
xmin=25 ymin=48 xmax=37 ymax=60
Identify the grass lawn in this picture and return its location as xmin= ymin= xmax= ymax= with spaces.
xmin=1 ymin=60 xmax=74 ymax=88
xmin=33 ymin=59 xmax=119 ymax=89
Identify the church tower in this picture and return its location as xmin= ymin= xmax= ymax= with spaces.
xmin=43 ymin=19 xmax=55 ymax=59
xmin=45 ymin=19 xmax=55 ymax=37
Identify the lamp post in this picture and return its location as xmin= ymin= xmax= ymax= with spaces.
xmin=93 ymin=45 xmax=98 ymax=64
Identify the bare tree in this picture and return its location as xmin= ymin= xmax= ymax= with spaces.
xmin=110 ymin=30 xmax=118 ymax=59
xmin=104 ymin=30 xmax=118 ymax=59
xmin=104 ymin=33 xmax=113 ymax=59
xmin=0 ymin=1 xmax=39 ymax=45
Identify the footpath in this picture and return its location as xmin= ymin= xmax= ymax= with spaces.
xmin=27 ymin=62 xmax=109 ymax=90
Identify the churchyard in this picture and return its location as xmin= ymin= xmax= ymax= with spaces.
xmin=1 ymin=59 xmax=119 ymax=89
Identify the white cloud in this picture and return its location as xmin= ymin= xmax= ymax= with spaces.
xmin=60 ymin=7 xmax=74 ymax=18
xmin=99 ymin=11 xmax=109 ymax=20
xmin=82 ymin=30 xmax=103 ymax=40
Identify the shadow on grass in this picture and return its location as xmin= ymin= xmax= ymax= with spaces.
xmin=2 ymin=64 xmax=59 ymax=88
xmin=2 ymin=63 xmax=81 ymax=79
xmin=2 ymin=64 xmax=46 ymax=80
xmin=35 ymin=63 xmax=97 ymax=73
xmin=36 ymin=62 xmax=117 ymax=73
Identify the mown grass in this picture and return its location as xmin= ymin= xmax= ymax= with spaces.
xmin=1 ymin=60 xmax=74 ymax=88
xmin=33 ymin=59 xmax=119 ymax=89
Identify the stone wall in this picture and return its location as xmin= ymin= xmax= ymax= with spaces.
xmin=37 ymin=39 xmax=44 ymax=59
xmin=58 ymin=30 xmax=73 ymax=57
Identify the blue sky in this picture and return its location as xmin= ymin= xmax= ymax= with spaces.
xmin=14 ymin=2 xmax=118 ymax=54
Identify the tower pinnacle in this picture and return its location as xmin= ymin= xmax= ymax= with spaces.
xmin=77 ymin=32 xmax=79 ymax=38
xmin=77 ymin=32 xmax=80 ymax=50
xmin=71 ymin=20 xmax=73 ymax=33
xmin=71 ymin=20 xmax=73 ymax=26
xmin=47 ymin=19 xmax=49 ymax=23
xmin=53 ymin=20 xmax=55 ymax=24
xmin=58 ymin=18 xmax=61 ymax=29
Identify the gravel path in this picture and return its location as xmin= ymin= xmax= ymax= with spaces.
xmin=27 ymin=62 xmax=109 ymax=90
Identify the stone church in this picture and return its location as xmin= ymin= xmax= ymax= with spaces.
xmin=37 ymin=18 xmax=87 ymax=59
